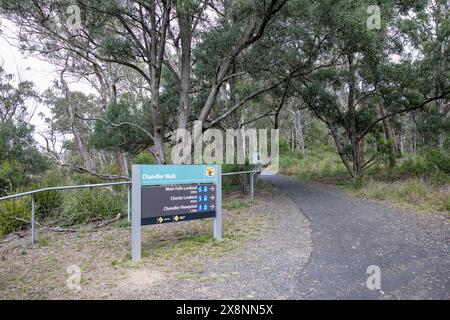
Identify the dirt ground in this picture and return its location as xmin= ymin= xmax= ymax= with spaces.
xmin=0 ymin=186 xmax=312 ymax=299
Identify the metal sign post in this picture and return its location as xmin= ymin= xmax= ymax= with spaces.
xmin=213 ymin=165 xmax=222 ymax=241
xmin=131 ymin=165 xmax=142 ymax=262
xmin=131 ymin=164 xmax=222 ymax=262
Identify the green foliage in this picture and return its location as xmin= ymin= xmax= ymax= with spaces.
xmin=443 ymin=195 xmax=450 ymax=212
xmin=396 ymin=150 xmax=450 ymax=183
xmin=0 ymin=66 xmax=38 ymax=122
xmin=132 ymin=152 xmax=156 ymax=165
xmin=280 ymin=149 xmax=346 ymax=180
xmin=98 ymin=36 xmax=136 ymax=60
xmin=90 ymin=102 xmax=152 ymax=155
xmin=351 ymin=177 xmax=449 ymax=213
xmin=0 ymin=197 xmax=30 ymax=238
xmin=34 ymin=190 xmax=64 ymax=220
xmin=279 ymin=140 xmax=290 ymax=156
xmin=422 ymin=149 xmax=450 ymax=175
xmin=31 ymin=170 xmax=65 ymax=220
xmin=63 ymin=189 xmax=126 ymax=225
xmin=0 ymin=160 xmax=28 ymax=196
xmin=70 ymin=173 xmax=105 ymax=185
xmin=397 ymin=179 xmax=428 ymax=201
xmin=0 ymin=121 xmax=48 ymax=173
xmin=0 ymin=120 xmax=48 ymax=196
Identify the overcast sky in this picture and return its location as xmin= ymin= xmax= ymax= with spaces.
xmin=0 ymin=19 xmax=96 ymax=146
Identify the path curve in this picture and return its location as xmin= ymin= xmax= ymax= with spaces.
xmin=262 ymin=175 xmax=450 ymax=299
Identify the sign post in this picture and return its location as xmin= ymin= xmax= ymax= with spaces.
xmin=131 ymin=164 xmax=221 ymax=262
xmin=131 ymin=165 xmax=141 ymax=262
xmin=213 ymin=165 xmax=222 ymax=241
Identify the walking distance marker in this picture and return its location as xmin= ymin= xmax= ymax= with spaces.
xmin=131 ymin=164 xmax=222 ymax=262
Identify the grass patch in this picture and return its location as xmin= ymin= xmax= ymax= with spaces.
xmin=280 ymin=149 xmax=347 ymax=181
xmin=223 ymin=199 xmax=253 ymax=210
xmin=280 ymin=149 xmax=450 ymax=214
xmin=63 ymin=189 xmax=126 ymax=225
xmin=347 ymin=178 xmax=449 ymax=213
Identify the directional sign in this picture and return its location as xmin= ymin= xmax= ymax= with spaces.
xmin=141 ymin=183 xmax=217 ymax=225
xmin=131 ymin=164 xmax=222 ymax=261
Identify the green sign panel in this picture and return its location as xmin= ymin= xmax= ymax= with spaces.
xmin=139 ymin=165 xmax=219 ymax=225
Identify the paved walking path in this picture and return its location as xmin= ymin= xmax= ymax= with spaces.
xmin=262 ymin=175 xmax=450 ymax=299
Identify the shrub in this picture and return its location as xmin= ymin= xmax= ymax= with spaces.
xmin=397 ymin=179 xmax=428 ymax=203
xmin=0 ymin=160 xmax=28 ymax=196
xmin=35 ymin=190 xmax=64 ymax=220
xmin=355 ymin=181 xmax=388 ymax=200
xmin=443 ymin=195 xmax=450 ymax=212
xmin=63 ymin=189 xmax=126 ymax=225
xmin=0 ymin=197 xmax=30 ymax=238
xmin=71 ymin=173 xmax=105 ymax=185
xmin=28 ymin=170 xmax=65 ymax=220
xmin=396 ymin=150 xmax=450 ymax=184
xmin=133 ymin=152 xmax=156 ymax=165
xmin=422 ymin=149 xmax=450 ymax=175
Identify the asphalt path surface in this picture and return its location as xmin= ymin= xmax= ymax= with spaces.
xmin=262 ymin=175 xmax=449 ymax=299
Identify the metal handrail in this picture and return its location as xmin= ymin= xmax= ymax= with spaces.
xmin=0 ymin=168 xmax=260 ymax=245
xmin=0 ymin=181 xmax=132 ymax=202
xmin=0 ymin=170 xmax=259 ymax=202
xmin=221 ymin=170 xmax=256 ymax=176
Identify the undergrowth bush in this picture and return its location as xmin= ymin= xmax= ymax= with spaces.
xmin=63 ymin=189 xmax=126 ymax=225
xmin=397 ymin=150 xmax=450 ymax=183
xmin=0 ymin=197 xmax=30 ymax=238
xmin=443 ymin=195 xmax=450 ymax=212
xmin=35 ymin=190 xmax=64 ymax=220
xmin=280 ymin=150 xmax=346 ymax=179
xmin=397 ymin=179 xmax=428 ymax=203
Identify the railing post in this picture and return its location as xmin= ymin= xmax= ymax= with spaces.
xmin=127 ymin=185 xmax=131 ymax=222
xmin=31 ymin=194 xmax=36 ymax=245
xmin=250 ymin=173 xmax=254 ymax=200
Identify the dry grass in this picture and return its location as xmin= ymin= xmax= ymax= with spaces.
xmin=351 ymin=178 xmax=450 ymax=213
xmin=280 ymin=151 xmax=450 ymax=214
xmin=0 ymin=191 xmax=273 ymax=299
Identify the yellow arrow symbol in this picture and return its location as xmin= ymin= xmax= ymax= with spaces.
xmin=157 ymin=217 xmax=164 ymax=224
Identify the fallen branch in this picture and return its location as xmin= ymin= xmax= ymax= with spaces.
xmin=0 ymin=232 xmax=25 ymax=244
xmin=95 ymin=213 xmax=122 ymax=228
xmin=57 ymin=162 xmax=129 ymax=180
xmin=15 ymin=217 xmax=40 ymax=226
xmin=43 ymin=226 xmax=78 ymax=233
xmin=15 ymin=217 xmax=78 ymax=233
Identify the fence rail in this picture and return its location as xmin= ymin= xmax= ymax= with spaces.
xmin=0 ymin=169 xmax=259 ymax=245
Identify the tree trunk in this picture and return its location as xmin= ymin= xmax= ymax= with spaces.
xmin=346 ymin=54 xmax=362 ymax=176
xmin=174 ymin=6 xmax=193 ymax=164
xmin=115 ymin=152 xmax=126 ymax=176
xmin=148 ymin=0 xmax=170 ymax=164
xmin=329 ymin=125 xmax=355 ymax=177
xmin=229 ymin=62 xmax=248 ymax=194
xmin=378 ymin=102 xmax=397 ymax=168
xmin=60 ymin=69 xmax=96 ymax=172
xmin=293 ymin=109 xmax=305 ymax=158
xmin=176 ymin=8 xmax=192 ymax=132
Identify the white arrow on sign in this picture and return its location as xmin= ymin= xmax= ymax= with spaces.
xmin=210 ymin=186 xmax=215 ymax=192
xmin=211 ymin=204 xmax=215 ymax=209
